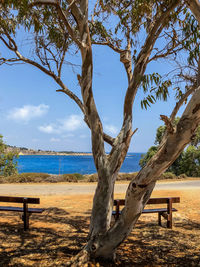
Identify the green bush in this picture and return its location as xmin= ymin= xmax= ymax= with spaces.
xmin=60 ymin=173 xmax=84 ymax=182
xmin=0 ymin=135 xmax=18 ymax=176
xmin=84 ymin=174 xmax=98 ymax=182
xmin=177 ymin=173 xmax=188 ymax=179
xmin=117 ymin=172 xmax=138 ymax=181
xmin=158 ymin=172 xmax=177 ymax=180
xmin=0 ymin=173 xmax=50 ymax=183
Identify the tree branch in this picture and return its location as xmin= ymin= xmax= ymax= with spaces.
xmin=0 ymin=57 xmax=22 ymax=65
xmin=56 ymin=89 xmax=115 ymax=146
xmin=170 ymin=87 xmax=196 ymax=121
xmin=30 ymin=0 xmax=82 ymax=48
xmin=123 ymin=0 xmax=181 ymax=120
xmin=185 ymin=0 xmax=200 ymax=25
xmin=92 ymin=40 xmax=123 ymax=54
xmin=160 ymin=115 xmax=174 ymax=134
xmin=108 ymin=1 xmax=181 ymax=169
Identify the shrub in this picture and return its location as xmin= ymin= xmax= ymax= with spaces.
xmin=117 ymin=172 xmax=138 ymax=181
xmin=85 ymin=174 xmax=98 ymax=182
xmin=0 ymin=135 xmax=18 ymax=176
xmin=0 ymin=173 xmax=50 ymax=183
xmin=158 ymin=172 xmax=177 ymax=180
xmin=177 ymin=173 xmax=188 ymax=179
xmin=60 ymin=173 xmax=84 ymax=182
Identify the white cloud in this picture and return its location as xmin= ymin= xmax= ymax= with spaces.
xmin=59 ymin=115 xmax=84 ymax=131
xmin=38 ymin=114 xmax=85 ymax=134
xmin=105 ymin=124 xmax=118 ymax=135
xmin=50 ymin=137 xmax=60 ymax=142
xmin=38 ymin=124 xmax=57 ymax=134
xmin=7 ymin=104 xmax=49 ymax=122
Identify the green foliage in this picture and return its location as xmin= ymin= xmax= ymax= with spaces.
xmin=178 ymin=146 xmax=200 ymax=177
xmin=0 ymin=135 xmax=18 ymax=176
xmin=0 ymin=172 xmax=85 ymax=183
xmin=155 ymin=125 xmax=165 ymax=145
xmin=139 ymin=146 xmax=158 ymax=168
xmin=140 ymin=73 xmax=172 ymax=109
xmin=140 ymin=120 xmax=200 ymax=177
xmin=159 ymin=172 xmax=177 ymax=180
xmin=155 ymin=117 xmax=180 ymax=145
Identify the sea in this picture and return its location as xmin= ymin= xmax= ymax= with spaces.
xmin=17 ymin=153 xmax=143 ymax=174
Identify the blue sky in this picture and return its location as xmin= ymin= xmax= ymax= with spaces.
xmin=0 ymin=36 xmax=185 ymax=153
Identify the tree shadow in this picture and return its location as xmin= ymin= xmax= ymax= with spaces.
xmin=0 ymin=210 xmax=199 ymax=266
xmin=115 ymin=218 xmax=200 ymax=266
xmin=0 ymin=207 xmax=89 ymax=266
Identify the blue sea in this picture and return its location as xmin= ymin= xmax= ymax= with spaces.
xmin=17 ymin=153 xmax=143 ymax=174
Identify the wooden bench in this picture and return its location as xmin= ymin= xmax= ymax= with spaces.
xmin=0 ymin=196 xmax=44 ymax=230
xmin=112 ymin=197 xmax=180 ymax=229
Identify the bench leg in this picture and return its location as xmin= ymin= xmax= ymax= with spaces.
xmin=23 ymin=201 xmax=29 ymax=230
xmin=167 ymin=214 xmax=172 ymax=229
xmin=167 ymin=199 xmax=173 ymax=229
xmin=158 ymin=212 xmax=162 ymax=226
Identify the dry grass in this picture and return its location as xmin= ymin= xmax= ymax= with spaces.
xmin=0 ymin=189 xmax=200 ymax=266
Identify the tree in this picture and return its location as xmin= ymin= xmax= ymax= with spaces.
xmin=1 ymin=0 xmax=200 ymax=265
xmin=179 ymin=145 xmax=200 ymax=176
xmin=0 ymin=135 xmax=18 ymax=176
xmin=140 ymin=121 xmax=200 ymax=176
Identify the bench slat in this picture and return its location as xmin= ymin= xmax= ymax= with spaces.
xmin=0 ymin=206 xmax=44 ymax=213
xmin=113 ymin=197 xmax=180 ymax=206
xmin=0 ymin=196 xmax=40 ymax=204
xmin=112 ymin=208 xmax=177 ymax=216
xmin=143 ymin=208 xmax=177 ymax=213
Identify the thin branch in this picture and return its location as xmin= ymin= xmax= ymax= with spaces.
xmin=123 ymin=0 xmax=181 ymax=119
xmin=56 ymin=89 xmax=115 ymax=146
xmin=0 ymin=57 xmax=22 ymax=65
xmin=160 ymin=115 xmax=174 ymax=134
xmin=56 ymin=5 xmax=82 ymax=48
xmin=58 ymin=42 xmax=67 ymax=77
xmin=92 ymin=40 xmax=123 ymax=53
xmin=148 ymin=45 xmax=183 ymax=63
xmin=0 ymin=35 xmax=17 ymax=51
xmin=65 ymin=0 xmax=77 ymax=13
xmin=170 ymin=87 xmax=196 ymax=121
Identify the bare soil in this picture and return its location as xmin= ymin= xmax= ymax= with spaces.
xmin=0 ymin=187 xmax=200 ymax=266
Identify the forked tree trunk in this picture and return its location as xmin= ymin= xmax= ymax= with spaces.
xmin=68 ymin=86 xmax=200 ymax=266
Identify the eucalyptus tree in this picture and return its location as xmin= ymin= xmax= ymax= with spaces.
xmin=1 ymin=0 xmax=200 ymax=265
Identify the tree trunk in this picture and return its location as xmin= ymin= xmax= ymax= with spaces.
xmin=67 ymin=87 xmax=200 ymax=266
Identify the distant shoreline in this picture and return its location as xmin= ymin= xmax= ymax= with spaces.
xmin=18 ymin=152 xmax=93 ymax=156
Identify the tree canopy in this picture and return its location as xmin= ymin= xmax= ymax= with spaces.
xmin=1 ymin=0 xmax=200 ymax=265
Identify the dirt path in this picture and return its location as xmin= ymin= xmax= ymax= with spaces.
xmin=0 ymin=179 xmax=199 ymax=196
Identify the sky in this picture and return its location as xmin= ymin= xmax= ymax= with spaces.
xmin=0 ymin=22 xmax=186 ymax=153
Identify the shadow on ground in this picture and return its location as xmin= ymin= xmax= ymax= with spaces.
xmin=0 ymin=209 xmax=199 ymax=266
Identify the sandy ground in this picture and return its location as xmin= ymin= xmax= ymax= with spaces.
xmin=0 ymin=180 xmax=200 ymax=266
xmin=0 ymin=179 xmax=199 ymax=196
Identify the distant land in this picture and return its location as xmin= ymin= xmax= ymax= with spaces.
xmin=6 ymin=145 xmax=92 ymax=156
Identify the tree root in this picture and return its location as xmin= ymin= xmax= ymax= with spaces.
xmin=66 ymin=249 xmax=91 ymax=267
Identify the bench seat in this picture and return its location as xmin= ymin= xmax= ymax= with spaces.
xmin=112 ymin=207 xmax=177 ymax=216
xmin=0 ymin=196 xmax=44 ymax=230
xmin=112 ymin=197 xmax=180 ymax=228
xmin=0 ymin=206 xmax=44 ymax=213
